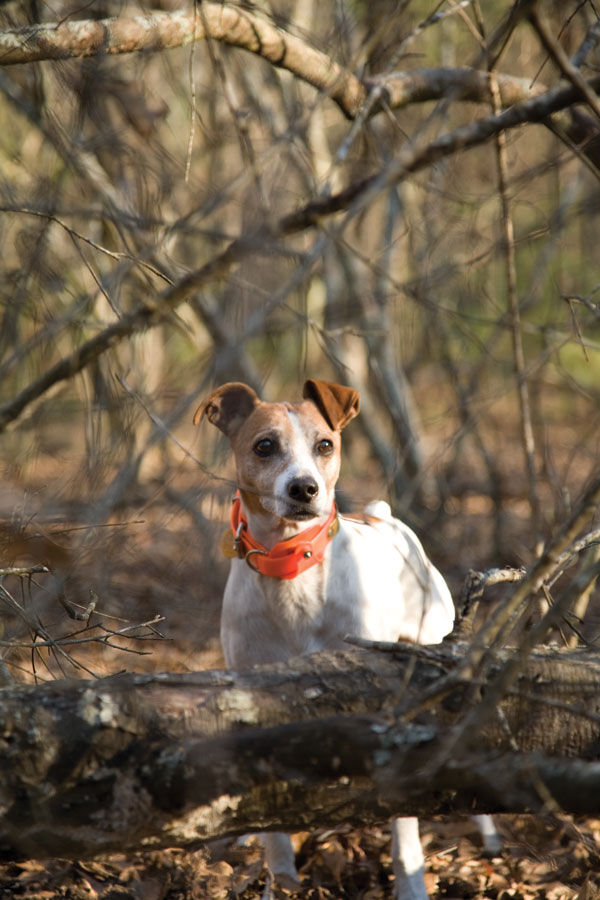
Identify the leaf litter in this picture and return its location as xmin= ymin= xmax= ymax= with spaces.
xmin=1 ymin=816 xmax=599 ymax=899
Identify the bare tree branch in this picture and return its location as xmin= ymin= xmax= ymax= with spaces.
xmin=0 ymin=6 xmax=367 ymax=116
xmin=528 ymin=5 xmax=600 ymax=126
xmin=490 ymin=72 xmax=542 ymax=552
xmin=0 ymin=5 xmax=565 ymax=120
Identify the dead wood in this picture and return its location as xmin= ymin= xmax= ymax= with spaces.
xmin=1 ymin=643 xmax=600 ymax=861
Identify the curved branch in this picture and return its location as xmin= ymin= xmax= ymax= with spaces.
xmin=0 ymin=5 xmax=547 ymax=120
xmin=0 ymin=6 xmax=367 ymax=117
xmin=3 ymin=3 xmax=600 ymax=153
xmin=379 ymin=68 xmax=540 ymax=111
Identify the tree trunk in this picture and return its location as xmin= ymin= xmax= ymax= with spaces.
xmin=1 ymin=643 xmax=599 ymax=861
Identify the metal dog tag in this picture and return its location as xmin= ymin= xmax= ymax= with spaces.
xmin=220 ymin=528 xmax=238 ymax=558
xmin=328 ymin=517 xmax=340 ymax=539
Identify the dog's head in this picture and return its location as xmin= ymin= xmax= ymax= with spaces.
xmin=194 ymin=380 xmax=359 ymax=523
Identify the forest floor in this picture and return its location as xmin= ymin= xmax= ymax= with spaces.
xmin=1 ymin=812 xmax=599 ymax=899
xmin=0 ymin=436 xmax=599 ymax=900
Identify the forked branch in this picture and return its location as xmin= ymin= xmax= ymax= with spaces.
xmin=0 ymin=5 xmax=569 ymax=119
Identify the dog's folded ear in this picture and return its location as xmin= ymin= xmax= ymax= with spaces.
xmin=193 ymin=382 xmax=259 ymax=437
xmin=303 ymin=379 xmax=360 ymax=431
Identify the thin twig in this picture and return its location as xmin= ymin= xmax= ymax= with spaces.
xmin=117 ymin=375 xmax=236 ymax=488
xmin=490 ymin=71 xmax=542 ymax=552
xmin=184 ymin=1 xmax=199 ymax=184
xmin=390 ymin=507 xmax=600 ymax=728
xmin=343 ymin=634 xmax=447 ymax=663
xmin=466 ymin=476 xmax=600 ymax=677
xmin=571 ymin=18 xmax=600 ymax=69
xmin=0 ymin=614 xmax=165 ymax=649
xmin=529 ymin=6 xmax=600 ymax=125
xmin=417 ymin=484 xmax=600 ymax=772
xmin=3 ymin=207 xmax=171 ymax=283
xmin=0 ymin=565 xmax=49 ymax=577
xmin=58 ymin=589 xmax=97 ymax=623
xmin=546 ymin=528 xmax=600 ymax=588
xmin=456 ymin=565 xmax=527 ymax=635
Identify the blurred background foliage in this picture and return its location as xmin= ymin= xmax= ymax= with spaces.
xmin=0 ymin=0 xmax=599 ymax=679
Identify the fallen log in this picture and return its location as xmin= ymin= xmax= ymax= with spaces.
xmin=0 ymin=642 xmax=599 ymax=860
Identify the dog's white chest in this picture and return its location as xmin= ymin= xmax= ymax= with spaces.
xmin=219 ymin=515 xmax=455 ymax=669
xmin=220 ymin=554 xmax=349 ymax=667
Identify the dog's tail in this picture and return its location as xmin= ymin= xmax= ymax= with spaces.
xmin=363 ymin=500 xmax=392 ymax=520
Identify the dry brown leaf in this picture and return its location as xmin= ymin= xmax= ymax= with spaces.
xmin=77 ymin=861 xmax=115 ymax=881
xmin=195 ymin=859 xmax=234 ymax=900
xmin=315 ymin=839 xmax=348 ymax=882
xmin=545 ymin=883 xmax=577 ymax=900
xmin=423 ymin=870 xmax=439 ymax=893
xmin=232 ymin=858 xmax=264 ymax=895
xmin=19 ymin=892 xmax=56 ymax=900
xmin=361 ymin=887 xmax=386 ymax=900
xmin=74 ymin=876 xmax=99 ymax=899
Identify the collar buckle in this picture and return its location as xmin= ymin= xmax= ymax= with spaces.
xmin=233 ymin=521 xmax=245 ymax=557
xmin=244 ymin=547 xmax=268 ymax=570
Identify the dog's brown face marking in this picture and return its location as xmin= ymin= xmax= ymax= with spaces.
xmin=231 ymin=400 xmax=341 ymax=521
xmin=195 ymin=380 xmax=359 ymax=529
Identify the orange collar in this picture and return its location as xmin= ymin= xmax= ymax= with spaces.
xmin=221 ymin=492 xmax=339 ymax=580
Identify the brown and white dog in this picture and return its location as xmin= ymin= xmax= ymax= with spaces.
xmin=195 ymin=379 xmax=498 ymax=900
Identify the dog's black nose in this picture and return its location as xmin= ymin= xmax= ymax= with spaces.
xmin=288 ymin=477 xmax=319 ymax=504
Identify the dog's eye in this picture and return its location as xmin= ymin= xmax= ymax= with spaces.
xmin=315 ymin=439 xmax=334 ymax=456
xmin=254 ymin=438 xmax=277 ymax=457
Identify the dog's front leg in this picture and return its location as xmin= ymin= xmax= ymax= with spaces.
xmin=472 ymin=813 xmax=502 ymax=855
xmin=263 ymin=832 xmax=300 ymax=896
xmin=391 ymin=817 xmax=429 ymax=900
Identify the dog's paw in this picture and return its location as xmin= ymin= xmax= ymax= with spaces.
xmin=262 ymin=869 xmax=301 ymax=899
xmin=392 ymin=873 xmax=430 ymax=900
xmin=274 ymin=871 xmax=301 ymax=891
xmin=472 ymin=813 xmax=502 ymax=856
